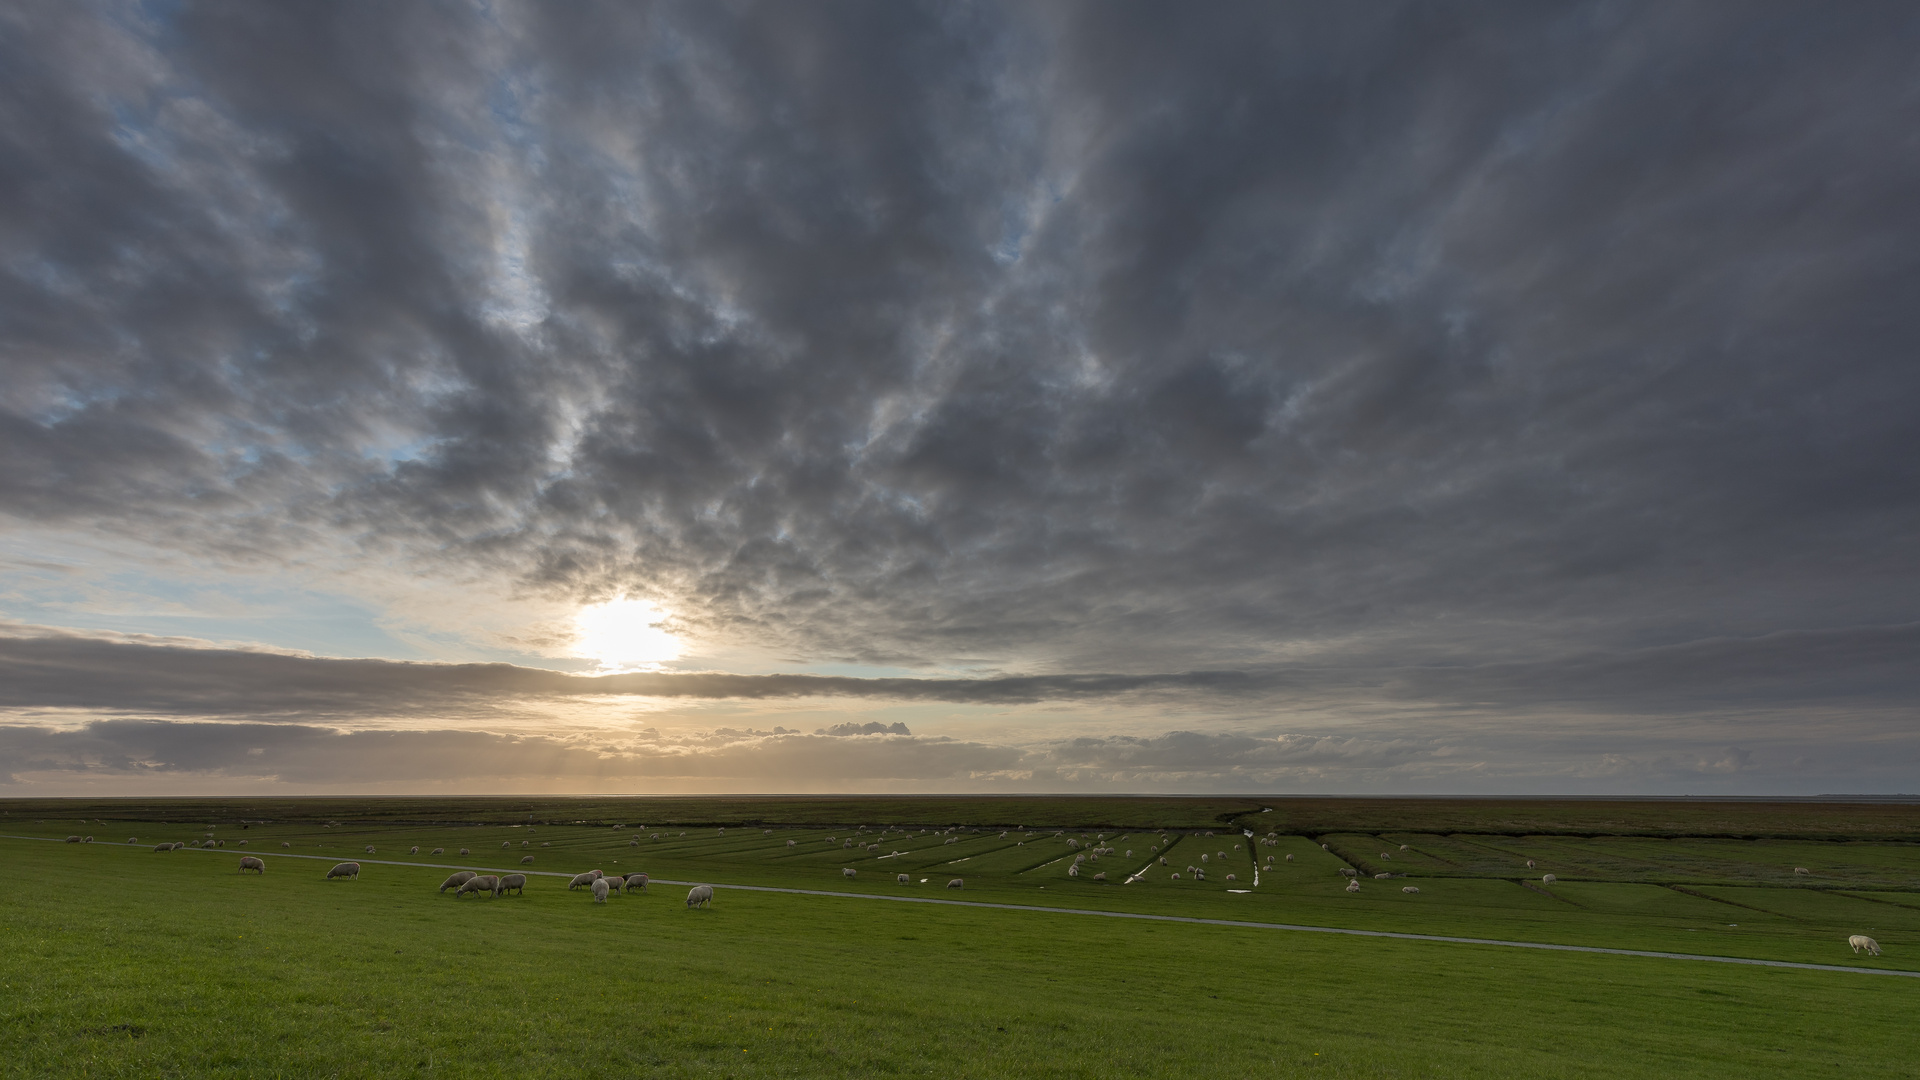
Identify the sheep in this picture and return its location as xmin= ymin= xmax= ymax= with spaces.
xmin=431 ymin=847 xmax=443 ymax=854
xmin=1526 ymin=860 xmax=1536 ymax=869
xmin=842 ymin=868 xmax=856 ymax=879
xmin=520 ymin=855 xmax=535 ymax=864
xmin=629 ymin=839 xmax=639 ymax=847
xmin=235 ymin=839 xmax=247 ymax=847
xmin=625 ymin=873 xmax=649 ymax=891
xmin=568 ymin=872 xmax=599 ymax=890
xmin=409 ymin=846 xmax=419 ymax=855
xmin=238 ymin=856 xmax=266 ymax=874
xmin=1346 ymin=880 xmax=1361 ymax=893
xmin=281 ymin=842 xmax=291 ymax=848
xmin=604 ymin=876 xmax=624 ymax=894
xmin=1850 ymin=935 xmax=1882 ymax=956
xmin=1285 ymin=853 xmax=1293 ymax=862
xmin=1200 ymin=854 xmax=1209 ymax=863
xmin=897 ymin=873 xmax=911 ymax=884
xmin=127 ymin=837 xmax=138 ymax=844
xmin=365 ymin=846 xmax=376 ymax=854
xmin=1794 ymin=867 xmax=1811 ymax=875
xmin=214 ymin=839 xmax=224 ymax=847
xmin=152 ymin=843 xmax=172 ymax=852
xmin=459 ymin=848 xmax=470 ymax=855
xmin=1195 ymin=870 xmax=1206 ymax=880
xmin=1379 ymin=853 xmax=1392 ymax=860
xmin=439 ymin=871 xmax=476 ymax=893
xmin=521 ymin=840 xmax=529 ymax=847
xmin=948 ymin=878 xmax=964 ymax=889
xmin=458 ymin=875 xmax=499 ymax=898
xmin=502 ymin=842 xmax=511 ymax=849
xmin=1338 ymin=867 xmax=1357 ymax=877
xmin=541 ymin=842 xmax=550 ymax=847
xmin=1068 ymin=864 xmax=1080 ymax=877
xmin=1321 ymin=844 xmax=1329 ymax=850
xmin=84 ymin=836 xmax=94 ymax=843
xmin=686 ymin=885 xmax=714 ymax=908
xmin=326 ymin=862 xmax=362 ymax=880
xmin=1224 ymin=874 xmax=1236 ymax=881
xmin=1374 ymin=873 xmax=1392 ymax=880
xmin=65 ymin=835 xmax=80 ymax=843
xmin=787 ymin=840 xmax=797 ymax=847
xmin=1170 ymin=873 xmax=1180 ymax=880
xmin=1403 ymin=886 xmax=1421 ymax=894
xmin=1541 ymin=874 xmax=1557 ymax=885
xmin=590 ymin=869 xmax=604 ymax=879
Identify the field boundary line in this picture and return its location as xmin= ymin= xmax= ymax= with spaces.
xmin=12 ymin=834 xmax=1916 ymax=978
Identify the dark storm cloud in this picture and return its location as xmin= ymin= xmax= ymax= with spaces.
xmin=3 ymin=2 xmax=1918 ymax=707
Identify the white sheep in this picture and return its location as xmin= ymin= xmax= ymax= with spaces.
xmin=282 ymin=842 xmax=291 ymax=848
xmin=629 ymin=839 xmax=638 ymax=847
xmin=1321 ymin=843 xmax=1329 ymax=850
xmin=787 ymin=840 xmax=797 ymax=847
xmin=65 ymin=835 xmax=80 ymax=843
xmin=1338 ymin=868 xmax=1357 ymax=877
xmin=1170 ymin=872 xmax=1180 ymax=880
xmin=1068 ymin=864 xmax=1080 ymax=877
xmin=1224 ymin=874 xmax=1236 ymax=881
xmin=1379 ymin=853 xmax=1392 ymax=860
xmin=1541 ymin=874 xmax=1556 ymax=885
xmin=1400 ymin=845 xmax=1409 ymax=851
xmin=1345 ymin=880 xmax=1360 ymax=893
xmin=1794 ymin=867 xmax=1811 ymax=875
xmin=439 ymin=871 xmax=476 ymax=893
xmin=326 ymin=862 xmax=361 ymax=880
xmin=431 ymin=847 xmax=444 ymax=854
xmin=948 ymin=878 xmax=964 ymax=889
xmin=1527 ymin=860 xmax=1536 ymax=869
xmin=590 ymin=869 xmax=604 ymax=879
xmin=153 ymin=842 xmax=171 ymax=852
xmin=686 ymin=885 xmax=714 ymax=908
xmin=365 ymin=846 xmax=376 ymax=854
xmin=458 ymin=875 xmax=498 ymax=898
xmin=568 ymin=872 xmax=599 ymax=890
xmin=127 ymin=837 xmax=138 ymax=844
xmin=604 ymin=876 xmax=624 ymax=893
xmin=1403 ymin=886 xmax=1420 ymax=894
xmin=498 ymin=874 xmax=525 ymax=896
xmin=843 ymin=868 xmax=856 ymax=879
xmin=236 ymin=840 xmax=247 ymax=847
xmin=501 ymin=842 xmax=511 ymax=849
xmin=1375 ymin=873 xmax=1392 ymax=880
xmin=1285 ymin=853 xmax=1293 ymax=862
xmin=896 ymin=873 xmax=910 ymax=884
xmin=410 ymin=846 xmax=419 ymax=855
xmin=238 ymin=856 xmax=266 ymax=874
xmin=625 ymin=873 xmax=649 ymax=891
xmin=1850 ymin=935 xmax=1882 ymax=956
xmin=520 ymin=855 xmax=535 ymax=864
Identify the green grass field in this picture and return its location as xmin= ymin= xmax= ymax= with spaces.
xmin=8 ymin=799 xmax=1920 ymax=1077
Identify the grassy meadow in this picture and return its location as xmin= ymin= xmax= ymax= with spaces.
xmin=6 ymin=798 xmax=1920 ymax=1077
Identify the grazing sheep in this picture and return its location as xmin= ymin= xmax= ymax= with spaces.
xmin=281 ymin=842 xmax=291 ymax=848
xmin=1794 ymin=867 xmax=1811 ymax=875
xmin=542 ymin=842 xmax=550 ymax=847
xmin=410 ymin=846 xmax=419 ymax=855
xmin=1850 ymin=935 xmax=1882 ymax=956
xmin=604 ymin=876 xmax=624 ymax=894
xmin=439 ymin=871 xmax=476 ymax=893
xmin=1285 ymin=853 xmax=1293 ymax=862
xmin=568 ymin=872 xmax=599 ymax=890
xmin=843 ymin=868 xmax=857 ymax=879
xmin=897 ymin=873 xmax=910 ymax=884
xmin=238 ymin=856 xmax=266 ymax=874
xmin=1068 ymin=864 xmax=1080 ymax=877
xmin=458 ymin=875 xmax=499 ymax=898
xmin=1338 ymin=868 xmax=1357 ymax=877
xmin=629 ymin=839 xmax=638 ymax=847
xmin=1375 ymin=873 xmax=1392 ymax=880
xmin=1346 ymin=880 xmax=1361 ymax=893
xmin=430 ymin=847 xmax=442 ymax=854
xmin=686 ymin=885 xmax=714 ymax=908
xmin=948 ymin=878 xmax=964 ymax=889
xmin=1403 ymin=886 xmax=1421 ymax=894
xmin=1400 ymin=845 xmax=1409 ymax=851
xmin=521 ymin=841 xmax=529 ymax=847
xmin=787 ymin=840 xmax=797 ymax=847
xmin=459 ymin=848 xmax=470 ymax=855
xmin=625 ymin=873 xmax=648 ymax=891
xmin=1195 ymin=870 xmax=1206 ymax=881
xmin=1321 ymin=844 xmax=1329 ymax=850
xmin=214 ymin=839 xmax=224 ymax=847
xmin=236 ymin=840 xmax=247 ymax=847
xmin=152 ymin=843 xmax=172 ymax=852
xmin=1527 ymin=860 xmax=1536 ymax=869
xmin=1541 ymin=874 xmax=1557 ymax=885
xmin=365 ymin=846 xmax=376 ymax=854
xmin=65 ymin=835 xmax=80 ymax=843
xmin=1379 ymin=853 xmax=1392 ymax=860
xmin=520 ymin=855 xmax=535 ymax=864
xmin=1170 ymin=873 xmax=1180 ymax=880
xmin=1200 ymin=854 xmax=1209 ymax=862
xmin=590 ymin=869 xmax=604 ymax=879
xmin=502 ymin=842 xmax=511 ymax=849
xmin=1224 ymin=874 xmax=1236 ymax=881
xmin=127 ymin=837 xmax=138 ymax=844
xmin=326 ymin=862 xmax=361 ymax=880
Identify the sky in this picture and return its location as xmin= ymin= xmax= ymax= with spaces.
xmin=2 ymin=1 xmax=1916 ymax=796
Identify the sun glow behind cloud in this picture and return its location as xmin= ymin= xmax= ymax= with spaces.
xmin=572 ymin=597 xmax=682 ymax=671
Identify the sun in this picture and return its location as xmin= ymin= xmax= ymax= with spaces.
xmin=572 ymin=597 xmax=682 ymax=670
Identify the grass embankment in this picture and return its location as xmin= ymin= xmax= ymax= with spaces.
xmin=8 ymin=838 xmax=1920 ymax=1079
